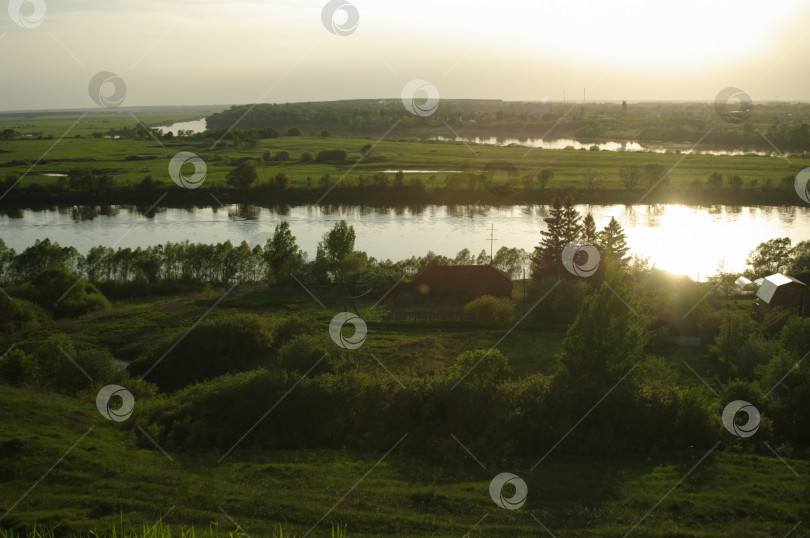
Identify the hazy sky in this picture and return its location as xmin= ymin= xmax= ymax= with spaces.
xmin=1 ymin=0 xmax=809 ymax=111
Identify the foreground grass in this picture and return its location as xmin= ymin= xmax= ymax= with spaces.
xmin=1 ymin=382 xmax=808 ymax=537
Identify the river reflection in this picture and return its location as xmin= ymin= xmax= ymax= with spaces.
xmin=1 ymin=203 xmax=809 ymax=281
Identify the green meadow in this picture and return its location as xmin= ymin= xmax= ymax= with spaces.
xmin=1 ymin=111 xmax=808 ymax=204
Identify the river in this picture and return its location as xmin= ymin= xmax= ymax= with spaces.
xmin=2 ymin=204 xmax=808 ymax=281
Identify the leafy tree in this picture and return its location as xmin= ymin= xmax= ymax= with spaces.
xmin=643 ymin=163 xmax=668 ymax=189
xmin=746 ymin=237 xmax=792 ymax=278
xmin=618 ymin=163 xmax=641 ymax=190
xmin=475 ymin=249 xmax=489 ymax=265
xmin=706 ymin=171 xmax=724 ymax=189
xmin=597 ymin=217 xmax=629 ymax=268
xmin=314 ymin=220 xmax=356 ymax=281
xmin=265 ymin=221 xmax=305 ymax=283
xmin=274 ymin=150 xmax=290 ymax=161
xmin=360 ymin=144 xmax=373 ymax=158
xmin=492 ymin=246 xmax=529 ymax=278
xmin=227 ymin=161 xmax=259 ymax=190
xmin=536 ymin=168 xmax=555 ymax=191
xmin=262 ymin=150 xmax=272 ymax=162
xmin=790 ymin=240 xmax=810 ymax=274
xmin=273 ymin=173 xmax=290 ymax=190
xmin=286 ymin=127 xmax=302 ymax=136
xmin=300 ymin=151 xmax=314 ymax=162
xmin=558 ymin=275 xmax=647 ymax=377
xmin=13 ymin=239 xmax=79 ymax=280
xmin=453 ymin=248 xmax=474 ymax=265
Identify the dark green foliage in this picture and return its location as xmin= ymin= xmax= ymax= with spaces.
xmin=463 ymin=295 xmax=513 ymax=325
xmin=0 ymin=348 xmax=39 ymax=386
xmin=0 ymin=295 xmax=47 ymax=333
xmin=33 ymin=334 xmax=117 ymax=395
xmin=30 ymin=267 xmax=108 ymax=318
xmin=558 ymin=275 xmax=648 ymax=377
xmin=315 ymin=149 xmax=347 ymax=163
xmin=226 ymin=161 xmax=258 ymax=189
xmin=127 ymin=313 xmax=276 ymax=391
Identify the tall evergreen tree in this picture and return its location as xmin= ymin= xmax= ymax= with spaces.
xmin=561 ymin=196 xmax=583 ymax=245
xmin=582 ymin=214 xmax=597 ymax=243
xmin=531 ymin=196 xmax=583 ymax=278
xmin=597 ymin=217 xmax=629 ymax=268
xmin=531 ymin=198 xmax=565 ymax=278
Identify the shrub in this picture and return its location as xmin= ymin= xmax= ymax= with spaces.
xmin=315 ymin=149 xmax=347 ymax=163
xmin=31 ymin=267 xmax=108 ymax=318
xmin=274 ymin=150 xmax=290 ymax=161
xmin=0 ymin=348 xmax=39 ymax=386
xmin=262 ymin=150 xmax=272 ymax=162
xmin=464 ymin=295 xmax=513 ymax=325
xmin=0 ymin=295 xmax=47 ymax=332
xmin=300 ymin=151 xmax=314 ymax=162
xmin=127 ymin=313 xmax=275 ymax=391
xmin=276 ymin=334 xmax=332 ymax=373
xmin=33 ymin=334 xmax=118 ymax=395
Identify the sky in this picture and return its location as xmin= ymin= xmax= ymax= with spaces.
xmin=0 ymin=0 xmax=809 ymax=111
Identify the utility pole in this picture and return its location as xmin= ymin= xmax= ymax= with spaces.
xmin=487 ymin=223 xmax=497 ymax=264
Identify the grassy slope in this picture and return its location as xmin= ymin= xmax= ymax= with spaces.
xmin=1 ymin=384 xmax=809 ymax=537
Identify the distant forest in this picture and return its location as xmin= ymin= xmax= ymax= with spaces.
xmin=205 ymin=99 xmax=810 ymax=150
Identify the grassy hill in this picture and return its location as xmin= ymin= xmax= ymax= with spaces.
xmin=1 ymin=385 xmax=808 ymax=537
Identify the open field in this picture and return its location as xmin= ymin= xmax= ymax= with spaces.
xmin=1 ymin=112 xmax=808 ymax=206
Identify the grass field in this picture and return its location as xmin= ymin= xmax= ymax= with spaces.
xmin=1 ymin=112 xmax=808 ymax=200
xmin=1 ymin=382 xmax=808 ymax=537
